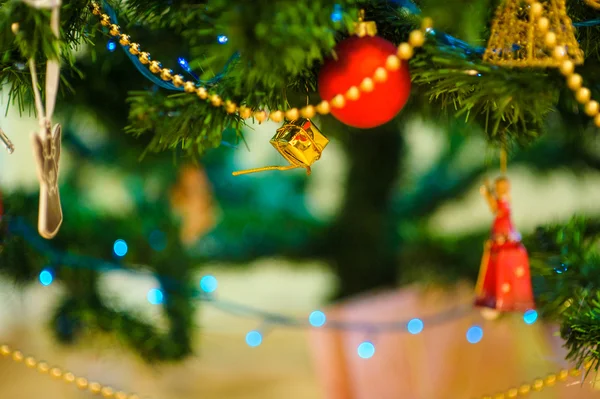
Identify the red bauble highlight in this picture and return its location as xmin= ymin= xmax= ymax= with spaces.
xmin=318 ymin=36 xmax=411 ymax=129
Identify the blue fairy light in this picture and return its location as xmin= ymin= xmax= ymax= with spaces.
xmin=523 ymin=310 xmax=538 ymax=325
xmin=149 ymin=230 xmax=166 ymax=251
xmin=466 ymin=325 xmax=483 ymax=344
xmin=177 ymin=57 xmax=199 ymax=81
xmin=107 ymin=40 xmax=117 ymax=52
xmin=178 ymin=57 xmax=189 ymax=68
xmin=309 ymin=310 xmax=326 ymax=327
xmin=331 ymin=4 xmax=343 ymax=22
xmin=147 ymin=288 xmax=164 ymax=305
xmin=246 ymin=330 xmax=262 ymax=347
xmin=217 ymin=35 xmax=229 ymax=44
xmin=113 ymin=239 xmax=128 ymax=257
xmin=554 ymin=263 xmax=568 ymax=274
xmin=200 ymin=275 xmax=218 ymax=293
xmin=39 ymin=269 xmax=54 ymax=286
xmin=407 ymin=318 xmax=424 ymax=334
xmin=357 ymin=341 xmax=375 ymax=359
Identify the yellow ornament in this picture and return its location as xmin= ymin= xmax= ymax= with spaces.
xmin=483 ymin=0 xmax=583 ymax=67
xmin=233 ymin=118 xmax=329 ymax=176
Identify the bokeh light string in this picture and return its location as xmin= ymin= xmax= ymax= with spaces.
xmin=2 ymin=216 xmax=592 ymax=399
xmin=6 ymin=216 xmax=503 ymax=339
xmin=3 ymin=215 xmax=545 ymax=365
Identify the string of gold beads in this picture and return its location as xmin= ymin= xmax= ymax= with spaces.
xmin=529 ymin=0 xmax=600 ymax=128
xmin=0 ymin=343 xmax=141 ymax=399
xmin=89 ymin=1 xmax=431 ymax=123
xmin=478 ymin=361 xmax=593 ymax=399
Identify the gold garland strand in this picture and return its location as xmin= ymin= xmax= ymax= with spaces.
xmin=0 ymin=343 xmax=141 ymax=399
xmin=1 ymin=340 xmax=593 ymax=399
xmin=540 ymin=29 xmax=600 ymax=127
xmin=478 ymin=360 xmax=594 ymax=399
xmin=88 ymin=2 xmax=431 ymax=123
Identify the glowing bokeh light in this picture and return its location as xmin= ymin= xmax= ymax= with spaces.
xmin=357 ymin=341 xmax=375 ymax=359
xmin=309 ymin=310 xmax=326 ymax=327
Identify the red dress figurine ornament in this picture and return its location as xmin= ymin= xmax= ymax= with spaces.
xmin=475 ymin=177 xmax=535 ymax=312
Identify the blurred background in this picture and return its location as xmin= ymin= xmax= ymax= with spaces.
xmin=2 ymin=78 xmax=600 ymax=398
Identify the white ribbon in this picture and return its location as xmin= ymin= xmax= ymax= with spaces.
xmin=25 ymin=1 xmax=60 ymax=128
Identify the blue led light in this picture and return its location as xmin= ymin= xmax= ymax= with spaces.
xmin=107 ymin=40 xmax=117 ymax=52
xmin=309 ymin=311 xmax=327 ymax=327
xmin=149 ymin=230 xmax=166 ymax=251
xmin=217 ymin=35 xmax=229 ymax=44
xmin=357 ymin=341 xmax=375 ymax=359
xmin=523 ymin=309 xmax=538 ymax=325
xmin=200 ymin=275 xmax=218 ymax=293
xmin=331 ymin=4 xmax=343 ymax=22
xmin=407 ymin=318 xmax=424 ymax=334
xmin=178 ymin=57 xmax=189 ymax=69
xmin=466 ymin=326 xmax=483 ymax=344
xmin=113 ymin=239 xmax=128 ymax=257
xmin=246 ymin=330 xmax=262 ymax=347
xmin=147 ymin=288 xmax=164 ymax=305
xmin=39 ymin=269 xmax=53 ymax=286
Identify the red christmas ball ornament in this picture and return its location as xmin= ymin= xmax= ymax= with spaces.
xmin=318 ymin=36 xmax=411 ymax=129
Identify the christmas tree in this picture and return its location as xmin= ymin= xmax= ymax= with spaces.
xmin=1 ymin=0 xmax=600 ymax=397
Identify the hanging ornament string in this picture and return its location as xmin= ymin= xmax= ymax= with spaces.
xmin=0 ymin=344 xmax=141 ymax=399
xmin=500 ymin=147 xmax=507 ymax=175
xmin=88 ymin=2 xmax=431 ymax=124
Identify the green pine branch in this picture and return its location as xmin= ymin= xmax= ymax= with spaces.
xmin=528 ymin=217 xmax=600 ymax=371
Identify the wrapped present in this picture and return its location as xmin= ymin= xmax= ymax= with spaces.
xmin=233 ymin=118 xmax=329 ymax=176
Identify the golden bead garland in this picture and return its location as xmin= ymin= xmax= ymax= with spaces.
xmin=0 ymin=343 xmax=141 ymax=399
xmin=1 ymin=339 xmax=593 ymax=399
xmin=522 ymin=0 xmax=600 ymax=128
xmin=88 ymin=1 xmax=431 ymax=123
xmin=478 ymin=360 xmax=594 ymax=399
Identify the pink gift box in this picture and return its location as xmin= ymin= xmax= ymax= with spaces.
xmin=309 ymin=283 xmax=598 ymax=399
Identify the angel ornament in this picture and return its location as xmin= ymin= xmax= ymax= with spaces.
xmin=22 ymin=0 xmax=63 ymax=238
xmin=474 ymin=176 xmax=535 ymax=312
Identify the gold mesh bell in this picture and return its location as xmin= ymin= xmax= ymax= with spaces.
xmin=232 ymin=118 xmax=329 ymax=176
xmin=483 ymin=0 xmax=584 ymax=67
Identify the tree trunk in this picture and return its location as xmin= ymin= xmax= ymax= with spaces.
xmin=325 ymin=123 xmax=403 ymax=300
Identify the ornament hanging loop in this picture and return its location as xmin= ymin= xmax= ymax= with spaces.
xmin=354 ymin=9 xmax=377 ymax=37
xmin=500 ymin=146 xmax=507 ymax=175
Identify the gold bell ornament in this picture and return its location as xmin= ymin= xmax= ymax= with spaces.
xmin=233 ymin=118 xmax=329 ymax=176
xmin=483 ymin=0 xmax=584 ymax=68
